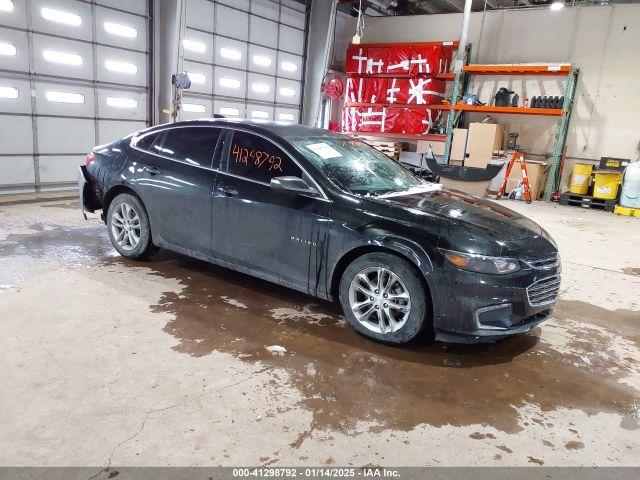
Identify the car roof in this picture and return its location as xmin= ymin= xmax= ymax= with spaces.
xmin=141 ymin=118 xmax=344 ymax=141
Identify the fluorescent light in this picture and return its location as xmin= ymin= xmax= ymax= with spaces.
xmin=182 ymin=103 xmax=206 ymax=113
xmin=41 ymin=7 xmax=81 ymax=26
xmin=219 ymin=107 xmax=240 ymax=117
xmin=0 ymin=0 xmax=14 ymax=13
xmin=281 ymin=61 xmax=297 ymax=72
xmin=219 ymin=77 xmax=240 ymax=89
xmin=107 ymin=97 xmax=138 ymax=108
xmin=251 ymin=82 xmax=270 ymax=93
xmin=550 ymin=1 xmax=564 ymax=10
xmin=105 ymin=60 xmax=138 ymax=74
xmin=183 ymin=39 xmax=207 ymax=53
xmin=278 ymin=113 xmax=295 ymax=122
xmin=46 ymin=91 xmax=84 ymax=104
xmin=0 ymin=86 xmax=18 ymax=99
xmin=43 ymin=50 xmax=83 ymax=66
xmin=251 ymin=110 xmax=269 ymax=119
xmin=104 ymin=21 xmax=138 ymax=38
xmin=186 ymin=71 xmax=206 ymax=84
xmin=279 ymin=87 xmax=295 ymax=97
xmin=0 ymin=42 xmax=16 ymax=56
xmin=220 ymin=47 xmax=241 ymax=60
xmin=252 ymin=55 xmax=272 ymax=67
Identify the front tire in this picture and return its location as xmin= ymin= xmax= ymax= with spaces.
xmin=338 ymin=252 xmax=428 ymax=344
xmin=107 ymin=193 xmax=157 ymax=259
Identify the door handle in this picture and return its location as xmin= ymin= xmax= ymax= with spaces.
xmin=143 ymin=165 xmax=160 ymax=175
xmin=216 ymin=185 xmax=238 ymax=196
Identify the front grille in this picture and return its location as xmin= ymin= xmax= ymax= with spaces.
xmin=527 ymin=274 xmax=561 ymax=306
xmin=525 ymin=253 xmax=560 ymax=270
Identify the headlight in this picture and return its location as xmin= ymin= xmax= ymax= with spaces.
xmin=440 ymin=249 xmax=521 ymax=275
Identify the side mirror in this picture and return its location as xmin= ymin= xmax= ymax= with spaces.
xmin=270 ymin=176 xmax=319 ymax=196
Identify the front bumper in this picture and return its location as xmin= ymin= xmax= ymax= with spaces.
xmin=429 ymin=261 xmax=560 ymax=343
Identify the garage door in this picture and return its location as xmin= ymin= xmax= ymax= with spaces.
xmin=0 ymin=0 xmax=150 ymax=194
xmin=179 ymin=0 xmax=307 ymax=125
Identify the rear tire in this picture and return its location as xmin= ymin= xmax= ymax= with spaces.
xmin=338 ymin=252 xmax=428 ymax=344
xmin=107 ymin=193 xmax=157 ymax=259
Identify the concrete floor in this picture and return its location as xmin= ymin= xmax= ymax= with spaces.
xmin=0 ymin=198 xmax=639 ymax=467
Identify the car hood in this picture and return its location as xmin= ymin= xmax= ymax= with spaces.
xmin=368 ymin=187 xmax=556 ymax=256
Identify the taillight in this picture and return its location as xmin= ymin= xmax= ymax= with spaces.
xmin=85 ymin=152 xmax=96 ymax=167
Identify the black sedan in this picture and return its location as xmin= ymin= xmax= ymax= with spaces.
xmin=79 ymin=119 xmax=561 ymax=344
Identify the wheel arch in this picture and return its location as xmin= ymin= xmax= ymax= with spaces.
xmin=101 ymin=185 xmax=144 ymax=224
xmin=330 ymin=240 xmax=434 ymax=311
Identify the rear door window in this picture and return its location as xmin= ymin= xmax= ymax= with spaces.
xmin=136 ymin=132 xmax=163 ymax=153
xmin=159 ymin=127 xmax=222 ymax=167
xmin=226 ymin=130 xmax=302 ymax=184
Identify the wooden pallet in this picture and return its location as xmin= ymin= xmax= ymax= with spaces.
xmin=361 ymin=140 xmax=407 ymax=161
xmin=559 ymin=192 xmax=617 ymax=212
xmin=614 ymin=205 xmax=640 ymax=217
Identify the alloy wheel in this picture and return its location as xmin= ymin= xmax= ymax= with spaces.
xmin=111 ymin=202 xmax=141 ymax=251
xmin=348 ymin=266 xmax=411 ymax=334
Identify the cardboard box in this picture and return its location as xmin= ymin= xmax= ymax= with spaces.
xmin=466 ymin=123 xmax=505 ymax=169
xmin=450 ymin=128 xmax=468 ymax=162
xmin=440 ymin=177 xmax=490 ymax=197
xmin=416 ymin=140 xmax=445 ymax=156
xmin=505 ymin=160 xmax=548 ymax=200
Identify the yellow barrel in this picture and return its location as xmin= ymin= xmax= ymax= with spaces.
xmin=593 ymin=171 xmax=622 ymax=200
xmin=569 ymin=163 xmax=593 ymax=195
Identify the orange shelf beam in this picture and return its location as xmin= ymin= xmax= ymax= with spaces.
xmin=453 ymin=104 xmax=563 ymax=116
xmin=344 ymin=103 xmax=452 ymax=110
xmin=349 ymin=41 xmax=458 ymax=49
xmin=344 ymin=131 xmax=447 ymax=142
xmin=463 ymin=64 xmax=572 ymax=76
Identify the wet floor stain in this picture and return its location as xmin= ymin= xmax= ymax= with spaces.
xmin=2 ymin=220 xmax=640 ymax=442
xmin=622 ymin=267 xmax=640 ymax=277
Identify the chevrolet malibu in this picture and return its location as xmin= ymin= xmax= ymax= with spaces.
xmin=79 ymin=119 xmax=561 ymax=344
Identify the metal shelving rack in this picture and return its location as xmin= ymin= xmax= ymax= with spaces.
xmin=441 ymin=63 xmax=580 ymax=202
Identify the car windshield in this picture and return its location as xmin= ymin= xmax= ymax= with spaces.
xmin=288 ymin=135 xmax=423 ymax=196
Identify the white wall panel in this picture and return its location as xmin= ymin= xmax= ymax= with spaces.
xmin=214 ymin=65 xmax=246 ymax=98
xmin=0 ymin=114 xmax=32 ymax=153
xmin=97 ymin=0 xmax=147 ymax=16
xmin=277 ymin=51 xmax=302 ymax=80
xmin=31 ymin=0 xmax=92 ymax=41
xmin=215 ymin=4 xmax=248 ymax=41
xmin=179 ymin=96 xmax=213 ymax=121
xmin=97 ymin=45 xmax=147 ymax=86
xmin=0 ymin=156 xmax=35 ymax=188
xmin=96 ymin=7 xmax=147 ymax=51
xmin=0 ymin=78 xmax=31 ymax=114
xmin=0 ymin=27 xmax=29 ymax=72
xmin=32 ymin=34 xmax=93 ymax=79
xmin=251 ymin=0 xmax=279 ymax=21
xmin=35 ymin=82 xmax=94 ymax=117
xmin=247 ymin=72 xmax=275 ymax=102
xmin=38 ymin=155 xmax=83 ymax=183
xmin=98 ymin=120 xmax=145 ymax=144
xmin=279 ymin=25 xmax=303 ymax=54
xmin=275 ymin=106 xmax=299 ymax=124
xmin=186 ymin=0 xmax=214 ymax=33
xmin=183 ymin=28 xmax=213 ymax=64
xmin=0 ymin=0 xmax=28 ymax=28
xmin=219 ymin=0 xmax=250 ymax=10
xmin=184 ymin=60 xmax=213 ymax=94
xmin=246 ymin=103 xmax=273 ymax=122
xmin=214 ymin=35 xmax=247 ymax=68
xmin=275 ymin=77 xmax=300 ymax=105
xmin=250 ymin=16 xmax=277 ymax=48
xmin=248 ymin=44 xmax=276 ymax=76
xmin=213 ymin=99 xmax=245 ymax=119
xmin=97 ymin=89 xmax=147 ymax=120
xmin=281 ymin=6 xmax=305 ymax=29
xmin=37 ymin=117 xmax=94 ymax=153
